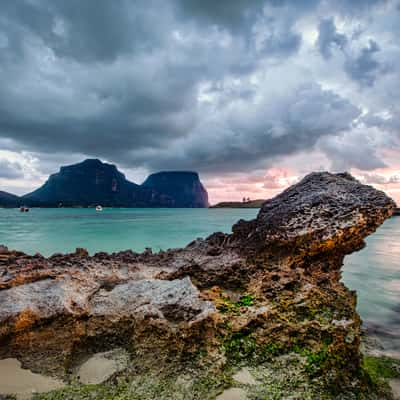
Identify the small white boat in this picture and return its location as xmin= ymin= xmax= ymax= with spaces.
xmin=19 ymin=206 xmax=29 ymax=212
xmin=95 ymin=205 xmax=103 ymax=211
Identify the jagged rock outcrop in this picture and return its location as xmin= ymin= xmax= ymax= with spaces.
xmin=0 ymin=172 xmax=395 ymax=399
xmin=0 ymin=191 xmax=20 ymax=208
xmin=21 ymin=159 xmax=209 ymax=208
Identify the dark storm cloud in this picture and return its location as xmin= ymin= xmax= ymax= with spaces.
xmin=0 ymin=0 xmax=200 ymax=157
xmin=174 ymin=0 xmax=266 ymax=33
xmin=260 ymin=31 xmax=301 ymax=57
xmin=334 ymin=0 xmax=389 ymax=12
xmin=317 ymin=18 xmax=347 ymax=59
xmin=0 ymin=159 xmax=24 ymax=179
xmin=0 ymin=0 xmax=307 ymax=166
xmin=318 ymin=131 xmax=387 ymax=171
xmin=362 ymin=113 xmax=400 ymax=135
xmin=131 ymin=83 xmax=361 ymax=173
xmin=344 ymin=40 xmax=387 ymax=87
xmin=316 ymin=17 xmax=389 ymax=87
xmin=0 ymin=0 xmax=170 ymax=63
xmin=0 ymin=0 xmax=397 ymax=178
xmin=257 ymin=15 xmax=302 ymax=58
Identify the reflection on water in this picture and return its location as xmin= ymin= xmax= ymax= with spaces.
xmin=342 ymin=217 xmax=400 ymax=352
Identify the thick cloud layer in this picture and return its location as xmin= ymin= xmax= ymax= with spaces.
xmin=0 ymin=0 xmax=399 ymax=201
xmin=317 ymin=18 xmax=348 ymax=59
xmin=0 ymin=159 xmax=24 ymax=179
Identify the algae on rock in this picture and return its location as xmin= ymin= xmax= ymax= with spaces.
xmin=0 ymin=172 xmax=396 ymax=399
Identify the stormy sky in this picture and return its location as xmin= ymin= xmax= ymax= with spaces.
xmin=0 ymin=0 xmax=399 ymax=203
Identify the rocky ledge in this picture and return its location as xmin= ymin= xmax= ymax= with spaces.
xmin=0 ymin=172 xmax=397 ymax=400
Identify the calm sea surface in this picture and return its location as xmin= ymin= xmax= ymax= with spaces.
xmin=0 ymin=208 xmax=399 ymax=350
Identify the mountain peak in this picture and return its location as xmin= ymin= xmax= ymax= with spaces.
xmin=0 ymin=191 xmax=21 ymax=208
xmin=81 ymin=158 xmax=104 ymax=166
xmin=143 ymin=171 xmax=208 ymax=207
xmin=19 ymin=160 xmax=208 ymax=208
xmin=147 ymin=171 xmax=199 ymax=178
xmin=62 ymin=158 xmax=116 ymax=170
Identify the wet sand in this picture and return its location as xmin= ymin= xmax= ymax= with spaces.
xmin=0 ymin=358 xmax=64 ymax=400
xmin=216 ymin=387 xmax=247 ymax=400
xmin=232 ymin=368 xmax=257 ymax=385
xmin=390 ymin=380 xmax=400 ymax=400
xmin=77 ymin=349 xmax=128 ymax=385
xmin=0 ymin=350 xmax=128 ymax=399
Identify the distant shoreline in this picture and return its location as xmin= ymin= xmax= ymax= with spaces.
xmin=2 ymin=205 xmax=399 ymax=214
xmin=210 ymin=199 xmax=265 ymax=208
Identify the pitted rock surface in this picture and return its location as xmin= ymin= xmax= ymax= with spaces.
xmin=89 ymin=277 xmax=215 ymax=323
xmin=232 ymin=172 xmax=394 ymax=254
xmin=0 ymin=172 xmax=395 ymax=396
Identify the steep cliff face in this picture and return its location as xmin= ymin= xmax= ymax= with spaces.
xmin=0 ymin=191 xmax=20 ymax=208
xmin=142 ymin=171 xmax=209 ymax=208
xmin=0 ymin=172 xmax=395 ymax=399
xmin=22 ymin=159 xmax=145 ymax=207
xmin=21 ymin=159 xmax=209 ymax=208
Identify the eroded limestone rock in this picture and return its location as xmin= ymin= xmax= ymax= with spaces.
xmin=0 ymin=172 xmax=396 ymax=398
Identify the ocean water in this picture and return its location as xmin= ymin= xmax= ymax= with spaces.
xmin=0 ymin=208 xmax=258 ymax=256
xmin=0 ymin=208 xmax=399 ymax=350
xmin=342 ymin=217 xmax=400 ymax=353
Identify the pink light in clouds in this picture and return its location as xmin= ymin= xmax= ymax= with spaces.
xmin=205 ymin=167 xmax=299 ymax=205
xmin=206 ymin=166 xmax=400 ymax=206
xmin=262 ymin=167 xmax=299 ymax=189
xmin=355 ymin=170 xmax=400 ymax=205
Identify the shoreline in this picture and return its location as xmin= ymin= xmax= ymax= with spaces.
xmin=0 ymin=172 xmax=397 ymax=399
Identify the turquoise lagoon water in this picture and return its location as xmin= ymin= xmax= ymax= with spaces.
xmin=0 ymin=208 xmax=257 ymax=256
xmin=343 ymin=217 xmax=400 ymax=352
xmin=0 ymin=208 xmax=399 ymax=349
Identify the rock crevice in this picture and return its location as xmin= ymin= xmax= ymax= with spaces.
xmin=0 ymin=172 xmax=396 ymax=398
